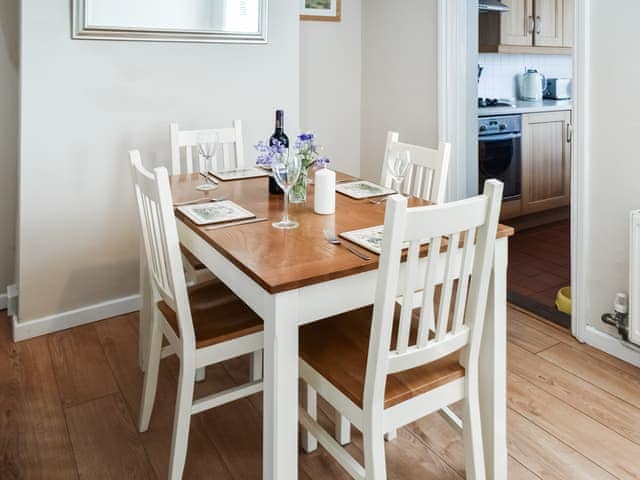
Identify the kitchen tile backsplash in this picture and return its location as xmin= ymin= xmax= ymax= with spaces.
xmin=478 ymin=53 xmax=572 ymax=100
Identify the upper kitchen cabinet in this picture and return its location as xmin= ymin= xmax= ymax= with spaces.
xmin=480 ymin=0 xmax=573 ymax=54
xmin=500 ymin=0 xmax=533 ymax=46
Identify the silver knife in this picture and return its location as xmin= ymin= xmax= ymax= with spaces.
xmin=173 ymin=196 xmax=227 ymax=207
xmin=200 ymin=172 xmax=219 ymax=185
xmin=204 ymin=217 xmax=269 ymax=231
xmin=343 ymin=244 xmax=371 ymax=261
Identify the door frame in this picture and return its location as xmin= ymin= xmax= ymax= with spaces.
xmin=570 ymin=0 xmax=589 ymax=341
xmin=437 ymin=0 xmax=585 ymax=340
xmin=437 ymin=0 xmax=477 ymax=202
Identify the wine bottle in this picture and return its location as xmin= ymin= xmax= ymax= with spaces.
xmin=268 ymin=110 xmax=288 ymax=194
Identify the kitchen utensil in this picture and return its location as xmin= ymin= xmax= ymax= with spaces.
xmin=323 ymin=229 xmax=371 ymax=261
xmin=204 ymin=217 xmax=269 ymax=231
xmin=173 ymin=196 xmax=227 ymax=207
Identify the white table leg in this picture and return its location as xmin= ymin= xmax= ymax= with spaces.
xmin=139 ymin=247 xmax=153 ymax=371
xmin=479 ymin=237 xmax=508 ymax=479
xmin=263 ymin=291 xmax=299 ymax=480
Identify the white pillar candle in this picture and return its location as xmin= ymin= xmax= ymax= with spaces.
xmin=314 ymin=168 xmax=336 ymax=215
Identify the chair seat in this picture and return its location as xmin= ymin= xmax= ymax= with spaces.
xmin=180 ymin=244 xmax=206 ymax=270
xmin=158 ymin=281 xmax=263 ymax=349
xmin=300 ymin=305 xmax=464 ymax=409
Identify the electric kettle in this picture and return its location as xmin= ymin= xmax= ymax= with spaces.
xmin=520 ymin=69 xmax=546 ymax=101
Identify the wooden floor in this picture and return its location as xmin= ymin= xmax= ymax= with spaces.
xmin=2 ymin=306 xmax=640 ymax=479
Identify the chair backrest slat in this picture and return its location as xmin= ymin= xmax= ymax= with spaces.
xmin=363 ymin=180 xmax=503 ymax=412
xmin=452 ymin=227 xmax=477 ymax=334
xmin=381 ymin=131 xmax=451 ymax=204
xmin=129 ymin=150 xmax=196 ymax=347
xmin=170 ymin=120 xmax=245 ymax=175
xmin=395 ymin=241 xmax=421 ymax=354
xmin=416 ymin=235 xmax=442 ymax=347
xmin=435 ymin=231 xmax=460 ymax=342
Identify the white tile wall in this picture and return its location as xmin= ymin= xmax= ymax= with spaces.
xmin=478 ymin=53 xmax=572 ymax=100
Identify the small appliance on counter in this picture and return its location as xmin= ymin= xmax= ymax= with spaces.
xmin=544 ymin=78 xmax=572 ymax=100
xmin=520 ymin=69 xmax=546 ymax=102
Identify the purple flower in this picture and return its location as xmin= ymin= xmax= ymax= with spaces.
xmin=298 ymin=132 xmax=315 ymax=142
xmin=254 ymin=139 xmax=288 ymax=166
xmin=315 ymin=156 xmax=330 ymax=168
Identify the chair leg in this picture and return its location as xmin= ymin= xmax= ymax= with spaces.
xmin=138 ymin=310 xmax=163 ymax=432
xmin=168 ymin=358 xmax=196 ymax=480
xmin=301 ymin=383 xmax=318 ymax=453
xmin=363 ymin=421 xmax=386 ymax=480
xmin=463 ymin=375 xmax=487 ymax=480
xmin=250 ymin=350 xmax=263 ymax=382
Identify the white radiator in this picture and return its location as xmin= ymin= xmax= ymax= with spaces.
xmin=630 ymin=211 xmax=640 ymax=345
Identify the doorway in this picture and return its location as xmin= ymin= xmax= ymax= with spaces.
xmin=438 ymin=0 xmax=578 ymax=331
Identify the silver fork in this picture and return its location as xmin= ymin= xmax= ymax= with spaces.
xmin=173 ymin=196 xmax=227 ymax=207
xmin=323 ymin=229 xmax=371 ymax=261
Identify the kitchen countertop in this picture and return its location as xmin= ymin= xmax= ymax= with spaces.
xmin=478 ymin=99 xmax=573 ymax=117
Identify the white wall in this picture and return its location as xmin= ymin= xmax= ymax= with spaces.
xmin=360 ymin=0 xmax=438 ymax=182
xmin=478 ymin=53 xmax=572 ymax=100
xmin=0 ymin=0 xmax=19 ymax=299
xmin=583 ymin=1 xmax=640 ymax=341
xmin=300 ymin=0 xmax=362 ymax=177
xmin=18 ymin=0 xmax=299 ymax=322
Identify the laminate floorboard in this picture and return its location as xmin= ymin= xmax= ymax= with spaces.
xmin=2 ymin=306 xmax=640 ymax=479
xmin=0 ymin=318 xmax=78 ymax=479
xmin=48 ymin=323 xmax=119 ymax=407
xmin=64 ymin=393 xmax=156 ymax=479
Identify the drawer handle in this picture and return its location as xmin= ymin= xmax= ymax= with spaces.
xmin=528 ymin=16 xmax=534 ymax=33
xmin=535 ymin=16 xmax=542 ymax=34
xmin=567 ymin=124 xmax=573 ymax=143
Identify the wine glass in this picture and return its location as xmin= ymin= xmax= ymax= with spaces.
xmin=271 ymin=149 xmax=301 ymax=229
xmin=196 ymin=132 xmax=219 ymax=191
xmin=387 ymin=150 xmax=412 ymax=193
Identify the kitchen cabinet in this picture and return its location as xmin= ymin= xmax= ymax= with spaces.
xmin=479 ymin=0 xmax=573 ymax=54
xmin=533 ymin=0 xmax=563 ymax=47
xmin=500 ymin=0 xmax=533 ymax=46
xmin=562 ymin=0 xmax=574 ymax=47
xmin=521 ymin=110 xmax=571 ymax=215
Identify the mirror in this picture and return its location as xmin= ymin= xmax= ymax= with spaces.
xmin=73 ymin=0 xmax=268 ymax=44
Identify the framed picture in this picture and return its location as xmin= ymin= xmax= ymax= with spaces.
xmin=300 ymin=0 xmax=341 ymax=22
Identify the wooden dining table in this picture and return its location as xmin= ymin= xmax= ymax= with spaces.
xmin=138 ymin=171 xmax=514 ymax=480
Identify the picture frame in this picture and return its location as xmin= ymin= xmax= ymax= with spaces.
xmin=300 ymin=0 xmax=342 ymax=22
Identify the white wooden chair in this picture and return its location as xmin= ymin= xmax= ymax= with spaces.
xmin=170 ymin=120 xmax=245 ymax=175
xmin=129 ymin=150 xmax=264 ymax=480
xmin=170 ymin=120 xmax=245 ymax=284
xmin=299 ymin=180 xmax=504 ymax=480
xmin=381 ymin=131 xmax=451 ymax=204
xmin=330 ymin=132 xmax=452 ymax=448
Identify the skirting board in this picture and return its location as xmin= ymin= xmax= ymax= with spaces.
xmin=0 ymin=293 xmax=6 ymax=310
xmin=584 ymin=325 xmax=640 ymax=368
xmin=12 ymin=294 xmax=141 ymax=342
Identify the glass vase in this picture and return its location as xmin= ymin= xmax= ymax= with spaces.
xmin=289 ymin=170 xmax=309 ymax=204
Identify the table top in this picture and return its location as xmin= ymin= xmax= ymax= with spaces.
xmin=172 ymin=172 xmax=514 ymax=294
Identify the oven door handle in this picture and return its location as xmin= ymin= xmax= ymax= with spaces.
xmin=479 ymin=132 xmax=522 ymax=142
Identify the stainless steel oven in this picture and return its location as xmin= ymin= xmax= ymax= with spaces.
xmin=478 ymin=114 xmax=521 ymax=200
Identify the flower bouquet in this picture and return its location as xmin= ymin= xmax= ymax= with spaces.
xmin=289 ymin=133 xmax=330 ymax=203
